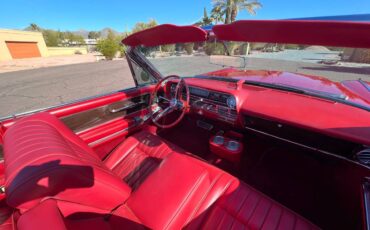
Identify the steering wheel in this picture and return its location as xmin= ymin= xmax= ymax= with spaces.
xmin=150 ymin=75 xmax=190 ymax=129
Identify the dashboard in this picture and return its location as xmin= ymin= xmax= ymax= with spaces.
xmin=167 ymin=78 xmax=370 ymax=168
xmin=169 ymin=83 xmax=238 ymax=124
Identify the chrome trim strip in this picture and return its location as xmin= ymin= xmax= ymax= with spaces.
xmin=109 ymin=100 xmax=146 ymax=113
xmin=88 ymin=126 xmax=132 ymax=147
xmin=0 ymin=86 xmax=146 ymax=121
xmin=244 ymin=126 xmax=370 ymax=170
xmin=363 ymin=180 xmax=370 ymax=230
xmin=88 ymin=114 xmax=151 ymax=146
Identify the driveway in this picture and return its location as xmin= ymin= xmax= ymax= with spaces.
xmin=0 ymin=53 xmax=103 ymax=74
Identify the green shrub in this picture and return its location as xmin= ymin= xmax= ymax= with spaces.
xmin=205 ymin=42 xmax=225 ymax=55
xmin=184 ymin=43 xmax=194 ymax=55
xmin=161 ymin=44 xmax=176 ymax=53
xmin=96 ymin=39 xmax=119 ymax=60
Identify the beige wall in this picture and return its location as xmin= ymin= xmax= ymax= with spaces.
xmin=0 ymin=29 xmax=48 ymax=61
xmin=47 ymin=47 xmax=87 ymax=56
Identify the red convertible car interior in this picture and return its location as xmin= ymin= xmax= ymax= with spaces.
xmin=0 ymin=20 xmax=370 ymax=229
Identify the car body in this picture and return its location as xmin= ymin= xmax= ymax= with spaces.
xmin=0 ymin=20 xmax=369 ymax=229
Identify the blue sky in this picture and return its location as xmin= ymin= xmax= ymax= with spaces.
xmin=1 ymin=0 xmax=370 ymax=31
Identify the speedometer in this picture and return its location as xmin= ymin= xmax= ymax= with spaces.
xmin=226 ymin=96 xmax=236 ymax=109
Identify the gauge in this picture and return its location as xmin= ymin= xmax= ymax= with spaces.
xmin=226 ymin=96 xmax=236 ymax=109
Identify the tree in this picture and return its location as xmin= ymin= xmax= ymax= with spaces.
xmin=42 ymin=30 xmax=60 ymax=46
xmin=64 ymin=32 xmax=85 ymax=45
xmin=132 ymin=19 xmax=158 ymax=33
xmin=88 ymin=31 xmax=101 ymax=39
xmin=212 ymin=0 xmax=262 ymax=24
xmin=211 ymin=6 xmax=224 ymax=24
xmin=25 ymin=23 xmax=42 ymax=32
xmin=96 ymin=29 xmax=121 ymax=60
xmin=196 ymin=7 xmax=213 ymax=26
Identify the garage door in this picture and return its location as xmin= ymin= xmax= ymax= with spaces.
xmin=6 ymin=42 xmax=41 ymax=59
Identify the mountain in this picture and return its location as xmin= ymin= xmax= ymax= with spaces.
xmin=72 ymin=28 xmax=121 ymax=39
xmin=72 ymin=29 xmax=89 ymax=38
xmin=23 ymin=25 xmax=123 ymax=39
xmin=100 ymin=28 xmax=121 ymax=38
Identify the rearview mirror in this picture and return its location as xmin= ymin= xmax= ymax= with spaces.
xmin=209 ymin=55 xmax=246 ymax=68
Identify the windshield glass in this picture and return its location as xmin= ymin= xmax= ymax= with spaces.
xmin=137 ymin=40 xmax=370 ymax=109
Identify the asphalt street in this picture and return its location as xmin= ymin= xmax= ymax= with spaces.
xmin=0 ymin=60 xmax=134 ymax=118
xmin=1 ymin=56 xmax=369 ymax=118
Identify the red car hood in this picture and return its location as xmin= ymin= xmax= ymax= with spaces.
xmin=206 ymin=68 xmax=370 ymax=108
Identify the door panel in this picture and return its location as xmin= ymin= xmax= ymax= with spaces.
xmin=60 ymin=93 xmax=150 ymax=133
xmin=0 ymin=85 xmax=154 ymax=159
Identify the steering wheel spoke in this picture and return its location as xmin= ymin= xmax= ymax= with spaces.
xmin=150 ymin=75 xmax=190 ymax=129
xmin=153 ymin=105 xmax=175 ymax=122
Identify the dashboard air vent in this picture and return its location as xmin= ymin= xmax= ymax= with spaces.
xmin=356 ymin=148 xmax=370 ymax=165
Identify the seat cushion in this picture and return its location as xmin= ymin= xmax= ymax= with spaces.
xmin=3 ymin=113 xmax=131 ymax=212
xmin=104 ymin=130 xmax=187 ymax=190
xmin=106 ymin=131 xmax=319 ymax=229
xmin=187 ymin=180 xmax=318 ymax=230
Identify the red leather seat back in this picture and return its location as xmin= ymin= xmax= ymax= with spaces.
xmin=3 ymin=113 xmax=131 ymax=212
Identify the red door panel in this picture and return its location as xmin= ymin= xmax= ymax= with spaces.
xmin=0 ymin=85 xmax=154 ymax=159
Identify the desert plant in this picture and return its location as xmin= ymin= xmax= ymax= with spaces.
xmin=184 ymin=43 xmax=194 ymax=55
xmin=161 ymin=44 xmax=176 ymax=53
xmin=205 ymin=42 xmax=225 ymax=55
xmin=96 ymin=38 xmax=119 ymax=60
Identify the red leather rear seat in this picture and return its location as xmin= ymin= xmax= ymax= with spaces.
xmin=4 ymin=113 xmax=319 ymax=229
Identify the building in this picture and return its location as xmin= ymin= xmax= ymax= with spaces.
xmin=0 ymin=29 xmax=48 ymax=61
xmin=84 ymin=38 xmax=98 ymax=52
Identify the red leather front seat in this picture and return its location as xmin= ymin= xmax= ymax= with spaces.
xmin=3 ymin=112 xmax=131 ymax=213
xmin=3 ymin=113 xmax=319 ymax=229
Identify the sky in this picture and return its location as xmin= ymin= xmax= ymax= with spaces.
xmin=1 ymin=0 xmax=370 ymax=32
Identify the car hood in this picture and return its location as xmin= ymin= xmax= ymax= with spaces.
xmin=205 ymin=68 xmax=370 ymax=108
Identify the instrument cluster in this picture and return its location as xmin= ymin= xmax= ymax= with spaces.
xmin=170 ymin=83 xmax=238 ymax=124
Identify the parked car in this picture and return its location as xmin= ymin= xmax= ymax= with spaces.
xmin=0 ymin=20 xmax=370 ymax=229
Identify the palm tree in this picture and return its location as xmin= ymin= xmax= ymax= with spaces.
xmin=211 ymin=6 xmax=224 ymax=24
xmin=212 ymin=0 xmax=262 ymax=24
xmin=28 ymin=23 xmax=41 ymax=32
xmin=196 ymin=7 xmax=213 ymax=26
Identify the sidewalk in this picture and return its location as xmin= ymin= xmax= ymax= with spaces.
xmin=0 ymin=53 xmax=102 ymax=73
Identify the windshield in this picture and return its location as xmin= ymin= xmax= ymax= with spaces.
xmin=137 ymin=40 xmax=370 ymax=110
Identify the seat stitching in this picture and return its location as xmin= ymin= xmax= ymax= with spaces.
xmin=292 ymin=213 xmax=298 ymax=230
xmin=126 ymin=158 xmax=159 ymax=189
xmin=164 ymin=170 xmax=207 ymax=230
xmin=275 ymin=208 xmax=284 ymax=230
xmin=258 ymin=200 xmax=273 ymax=230
xmin=228 ymin=186 xmax=252 ymax=229
xmin=6 ymin=152 xmax=112 ymax=186
xmin=183 ymin=173 xmax=224 ymax=225
xmin=110 ymin=141 xmax=140 ymax=171
xmin=246 ymin=195 xmax=263 ymax=226
xmin=196 ymin=179 xmax=235 ymax=230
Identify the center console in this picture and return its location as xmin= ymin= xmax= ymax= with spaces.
xmin=209 ymin=132 xmax=244 ymax=163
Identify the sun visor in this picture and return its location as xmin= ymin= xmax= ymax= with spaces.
xmin=213 ymin=20 xmax=370 ymax=48
xmin=122 ymin=24 xmax=208 ymax=47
